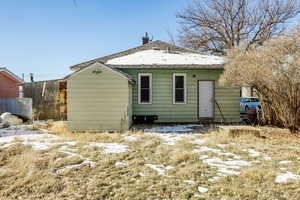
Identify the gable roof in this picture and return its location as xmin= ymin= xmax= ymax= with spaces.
xmin=70 ymin=40 xmax=224 ymax=71
xmin=106 ymin=49 xmax=224 ymax=67
xmin=65 ymin=62 xmax=134 ymax=83
xmin=0 ymin=67 xmax=24 ymax=83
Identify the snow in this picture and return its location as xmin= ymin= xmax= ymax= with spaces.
xmin=198 ymin=186 xmax=209 ymax=193
xmin=56 ymin=160 xmax=96 ymax=174
xmin=193 ymin=139 xmax=206 ymax=145
xmin=184 ymin=180 xmax=196 ymax=184
xmin=115 ymin=161 xmax=127 ymax=167
xmin=275 ymin=172 xmax=300 ymax=183
xmin=245 ymin=149 xmax=261 ymax=157
xmin=208 ymin=176 xmax=221 ymax=182
xmin=145 ymin=164 xmax=174 ymax=176
xmin=89 ymin=143 xmax=129 ymax=154
xmin=139 ymin=172 xmax=145 ymax=177
xmin=216 ymin=144 xmax=228 ymax=149
xmin=199 ymin=155 xmax=209 ymax=160
xmin=144 ymin=124 xmax=201 ymax=133
xmin=106 ymin=49 xmax=225 ymax=66
xmin=279 ymin=161 xmax=292 ymax=165
xmin=263 ymin=156 xmax=272 ymax=161
xmin=124 ymin=135 xmax=138 ymax=141
xmin=203 ymin=157 xmax=251 ymax=176
xmin=0 ymin=128 xmax=63 ymax=151
xmin=193 ymin=146 xmax=241 ymax=159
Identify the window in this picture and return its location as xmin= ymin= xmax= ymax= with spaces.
xmin=138 ymin=73 xmax=152 ymax=104
xmin=173 ymin=73 xmax=186 ymax=104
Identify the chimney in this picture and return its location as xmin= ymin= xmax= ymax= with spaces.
xmin=142 ymin=32 xmax=150 ymax=45
xmin=30 ymin=73 xmax=34 ymax=82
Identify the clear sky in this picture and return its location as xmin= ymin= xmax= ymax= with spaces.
xmin=0 ymin=0 xmax=188 ymax=81
xmin=1 ymin=1 xmax=299 ymax=82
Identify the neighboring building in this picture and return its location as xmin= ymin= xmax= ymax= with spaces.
xmin=241 ymin=87 xmax=258 ymax=98
xmin=0 ymin=68 xmax=23 ymax=98
xmin=65 ymin=40 xmax=240 ymax=131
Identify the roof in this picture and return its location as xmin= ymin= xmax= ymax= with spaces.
xmin=65 ymin=62 xmax=134 ymax=83
xmin=0 ymin=67 xmax=24 ymax=83
xmin=106 ymin=49 xmax=224 ymax=66
xmin=70 ymin=40 xmax=224 ymax=71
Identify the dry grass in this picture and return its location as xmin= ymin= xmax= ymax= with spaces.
xmin=1 ymin=126 xmax=300 ymax=199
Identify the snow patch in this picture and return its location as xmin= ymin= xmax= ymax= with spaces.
xmin=208 ymin=176 xmax=221 ymax=182
xmin=193 ymin=139 xmax=206 ymax=145
xmin=279 ymin=161 xmax=292 ymax=165
xmin=199 ymin=155 xmax=209 ymax=160
xmin=245 ymin=149 xmax=261 ymax=157
xmin=145 ymin=164 xmax=174 ymax=176
xmin=275 ymin=172 xmax=300 ymax=183
xmin=56 ymin=160 xmax=96 ymax=174
xmin=124 ymin=135 xmax=138 ymax=141
xmin=115 ymin=161 xmax=127 ymax=167
xmin=203 ymin=157 xmax=251 ymax=176
xmin=193 ymin=146 xmax=240 ymax=159
xmin=89 ymin=143 xmax=129 ymax=154
xmin=184 ymin=180 xmax=196 ymax=184
xmin=198 ymin=186 xmax=209 ymax=193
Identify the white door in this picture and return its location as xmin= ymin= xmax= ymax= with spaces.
xmin=199 ymin=81 xmax=214 ymax=118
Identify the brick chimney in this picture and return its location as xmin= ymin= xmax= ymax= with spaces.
xmin=142 ymin=32 xmax=150 ymax=45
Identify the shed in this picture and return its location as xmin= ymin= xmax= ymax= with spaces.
xmin=66 ymin=62 xmax=133 ymax=132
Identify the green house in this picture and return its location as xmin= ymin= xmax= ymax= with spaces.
xmin=65 ymin=41 xmax=240 ymax=131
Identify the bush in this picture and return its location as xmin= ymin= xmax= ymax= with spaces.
xmin=220 ymin=27 xmax=300 ymax=132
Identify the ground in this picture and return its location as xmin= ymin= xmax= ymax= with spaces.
xmin=1 ymin=123 xmax=300 ymax=200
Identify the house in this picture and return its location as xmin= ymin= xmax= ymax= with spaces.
xmin=65 ymin=40 xmax=240 ymax=131
xmin=0 ymin=68 xmax=23 ymax=98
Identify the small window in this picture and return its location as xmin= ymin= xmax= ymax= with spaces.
xmin=173 ymin=73 xmax=186 ymax=104
xmin=138 ymin=73 xmax=152 ymax=104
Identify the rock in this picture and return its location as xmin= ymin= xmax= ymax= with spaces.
xmin=0 ymin=122 xmax=9 ymax=129
xmin=0 ymin=112 xmax=23 ymax=125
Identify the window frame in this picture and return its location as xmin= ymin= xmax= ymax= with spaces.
xmin=138 ymin=73 xmax=152 ymax=104
xmin=173 ymin=73 xmax=187 ymax=104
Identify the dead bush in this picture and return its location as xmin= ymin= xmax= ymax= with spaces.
xmin=220 ymin=27 xmax=300 ymax=132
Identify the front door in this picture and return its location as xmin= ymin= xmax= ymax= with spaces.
xmin=198 ymin=81 xmax=214 ymax=118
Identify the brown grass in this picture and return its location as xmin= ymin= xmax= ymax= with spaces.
xmin=1 ymin=127 xmax=300 ymax=199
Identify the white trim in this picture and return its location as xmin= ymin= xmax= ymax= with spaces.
xmin=138 ymin=73 xmax=152 ymax=104
xmin=173 ymin=73 xmax=187 ymax=104
xmin=65 ymin=62 xmax=133 ymax=83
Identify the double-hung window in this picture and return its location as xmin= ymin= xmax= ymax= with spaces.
xmin=138 ymin=73 xmax=152 ymax=104
xmin=173 ymin=73 xmax=186 ymax=104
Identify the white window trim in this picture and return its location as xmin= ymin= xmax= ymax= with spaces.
xmin=138 ymin=73 xmax=152 ymax=104
xmin=173 ymin=73 xmax=187 ymax=104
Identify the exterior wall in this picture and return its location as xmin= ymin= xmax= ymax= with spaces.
xmin=67 ymin=64 xmax=131 ymax=131
xmin=121 ymin=69 xmax=240 ymax=123
xmin=0 ymin=72 xmax=20 ymax=98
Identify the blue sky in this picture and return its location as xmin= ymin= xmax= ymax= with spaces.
xmin=0 ymin=0 xmax=187 ymax=81
xmin=0 ymin=1 xmax=299 ymax=82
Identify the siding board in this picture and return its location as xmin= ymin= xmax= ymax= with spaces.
xmin=121 ymin=69 xmax=240 ymax=123
xmin=67 ymin=64 xmax=131 ymax=131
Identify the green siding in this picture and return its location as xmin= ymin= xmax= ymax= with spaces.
xmin=67 ymin=63 xmax=132 ymax=131
xmin=121 ymin=69 xmax=240 ymax=123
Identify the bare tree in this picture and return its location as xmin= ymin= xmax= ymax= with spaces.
xmin=177 ymin=0 xmax=300 ymax=55
xmin=220 ymin=27 xmax=300 ymax=132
